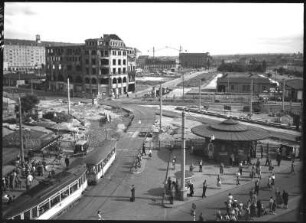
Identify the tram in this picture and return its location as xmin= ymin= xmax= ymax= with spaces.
xmin=85 ymin=139 xmax=117 ymax=185
xmin=2 ymin=164 xmax=88 ymax=220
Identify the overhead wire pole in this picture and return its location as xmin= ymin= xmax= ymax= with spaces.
xmin=160 ymin=82 xmax=162 ymax=132
xmin=199 ymin=79 xmax=201 ymax=112
xmin=180 ymin=110 xmax=186 ymax=201
xmin=250 ymin=79 xmax=253 ymax=117
xmin=282 ymin=79 xmax=285 ymax=111
xmin=18 ymin=97 xmax=25 ymax=164
xmin=67 ymin=78 xmax=70 ymax=114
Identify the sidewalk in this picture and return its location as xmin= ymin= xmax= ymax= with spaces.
xmin=124 ymin=144 xmax=302 ymax=221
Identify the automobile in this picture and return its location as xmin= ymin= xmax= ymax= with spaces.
xmin=138 ymin=132 xmax=152 ymax=138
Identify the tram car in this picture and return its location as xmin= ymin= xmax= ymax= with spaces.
xmin=2 ymin=164 xmax=88 ymax=220
xmin=85 ymin=139 xmax=117 ymax=185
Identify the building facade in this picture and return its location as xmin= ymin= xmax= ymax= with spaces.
xmin=4 ymin=35 xmax=45 ymax=71
xmin=137 ymin=56 xmax=178 ymax=72
xmin=216 ymin=73 xmax=272 ymax=94
xmin=3 ymin=35 xmax=78 ymax=72
xmin=179 ymin=53 xmax=211 ymax=69
xmin=45 ymin=34 xmax=136 ymax=98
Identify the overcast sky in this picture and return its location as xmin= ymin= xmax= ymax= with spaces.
xmin=4 ymin=2 xmax=304 ymax=56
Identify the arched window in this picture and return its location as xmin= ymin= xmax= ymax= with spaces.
xmin=118 ymin=77 xmax=122 ymax=83
xmin=91 ymin=78 xmax=97 ymax=84
xmin=113 ymin=78 xmax=117 ymax=84
xmin=123 ymin=77 xmax=127 ymax=83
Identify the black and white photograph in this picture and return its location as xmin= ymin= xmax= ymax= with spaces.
xmin=2 ymin=2 xmax=303 ymax=221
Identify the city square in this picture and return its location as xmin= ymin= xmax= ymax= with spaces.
xmin=2 ymin=2 xmax=304 ymax=222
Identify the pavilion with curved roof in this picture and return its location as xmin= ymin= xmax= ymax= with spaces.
xmin=191 ymin=118 xmax=270 ymax=164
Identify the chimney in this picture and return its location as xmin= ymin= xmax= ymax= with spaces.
xmin=36 ymin=34 xmax=41 ymax=43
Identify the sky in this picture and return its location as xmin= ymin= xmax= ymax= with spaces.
xmin=4 ymin=2 xmax=304 ymax=56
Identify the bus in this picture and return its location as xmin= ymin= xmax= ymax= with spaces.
xmin=85 ymin=139 xmax=117 ymax=185
xmin=2 ymin=164 xmax=88 ymax=220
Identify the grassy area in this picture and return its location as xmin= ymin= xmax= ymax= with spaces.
xmin=177 ymin=72 xmax=218 ymax=87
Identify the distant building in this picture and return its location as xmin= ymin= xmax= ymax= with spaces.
xmin=45 ymin=34 xmax=136 ymax=98
xmin=3 ymin=35 xmax=78 ymax=72
xmin=216 ymin=72 xmax=272 ymax=94
xmin=137 ymin=56 xmax=177 ymax=72
xmin=284 ymin=79 xmax=303 ymax=102
xmin=179 ymin=53 xmax=211 ymax=69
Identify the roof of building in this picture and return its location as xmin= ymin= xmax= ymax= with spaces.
xmin=285 ymin=79 xmax=303 ymax=90
xmin=191 ymin=118 xmax=269 ymax=141
xmin=217 ymin=73 xmax=271 ymax=84
xmin=4 ymin=38 xmax=81 ymax=47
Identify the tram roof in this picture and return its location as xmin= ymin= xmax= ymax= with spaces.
xmin=85 ymin=139 xmax=117 ymax=165
xmin=2 ymin=164 xmax=87 ymax=219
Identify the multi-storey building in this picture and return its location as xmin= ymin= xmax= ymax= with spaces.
xmin=45 ymin=34 xmax=136 ymax=98
xmin=179 ymin=52 xmax=211 ymax=69
xmin=137 ymin=56 xmax=178 ymax=72
xmin=4 ymin=35 xmax=77 ymax=72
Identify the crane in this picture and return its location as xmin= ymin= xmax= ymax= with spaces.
xmin=147 ymin=45 xmax=187 ymax=58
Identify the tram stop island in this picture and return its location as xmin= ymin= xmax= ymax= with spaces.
xmin=191 ymin=118 xmax=269 ymax=165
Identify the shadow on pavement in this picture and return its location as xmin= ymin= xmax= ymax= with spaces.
xmin=146 ymin=187 xmax=164 ymax=197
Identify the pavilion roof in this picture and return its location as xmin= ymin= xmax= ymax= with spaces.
xmin=191 ymin=118 xmax=269 ymax=141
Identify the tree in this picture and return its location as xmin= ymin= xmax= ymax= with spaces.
xmin=16 ymin=94 xmax=40 ymax=115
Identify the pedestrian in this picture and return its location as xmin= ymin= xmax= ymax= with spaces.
xmin=265 ymin=154 xmax=270 ymax=166
xmin=230 ymin=153 xmax=235 ymax=166
xmin=217 ymin=174 xmax=221 ymax=187
xmin=172 ymin=156 xmax=176 ymax=170
xmin=269 ymin=160 xmax=274 ymax=172
xmin=202 ymin=180 xmax=207 ymax=198
xmin=189 ymin=182 xmax=194 ymax=197
xmin=216 ymin=210 xmax=223 ymax=221
xmin=257 ymin=199 xmax=262 ymax=217
xmin=130 ymin=185 xmax=135 ymax=202
xmin=167 ymin=177 xmax=172 ymax=192
xmin=275 ymin=188 xmax=283 ymax=208
xmin=260 ymin=145 xmax=264 ymax=159
xmin=169 ymin=185 xmax=174 ymax=204
xmin=148 ymin=149 xmax=152 ymax=158
xmin=271 ymin=173 xmax=275 ymax=187
xmin=276 ymin=151 xmax=281 ymax=166
xmin=142 ymin=142 xmax=146 ymax=155
xmin=97 ymin=211 xmax=103 ymax=220
xmin=199 ymin=159 xmax=203 ymax=172
xmin=198 ymin=212 xmax=204 ymax=221
xmin=219 ymin=162 xmax=224 ymax=175
xmin=190 ymin=163 xmax=194 ymax=172
xmin=254 ymin=179 xmax=260 ymax=196
xmin=272 ymin=199 xmax=277 ymax=214
xmin=236 ymin=172 xmax=240 ymax=185
xmin=282 ymin=190 xmax=289 ymax=209
xmin=267 ymin=176 xmax=272 ymax=189
xmin=290 ymin=160 xmax=295 ymax=174
xmin=239 ymin=162 xmax=243 ymax=176
xmin=65 ymin=156 xmax=70 ymax=168
xmin=191 ymin=202 xmax=196 ymax=216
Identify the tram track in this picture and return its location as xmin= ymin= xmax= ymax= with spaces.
xmin=57 ymin=104 xmax=156 ymax=219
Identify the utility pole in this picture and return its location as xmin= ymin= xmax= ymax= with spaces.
xmin=199 ymin=79 xmax=201 ymax=112
xmin=67 ymin=78 xmax=71 ymax=114
xmin=282 ymin=79 xmax=285 ymax=111
xmin=160 ymin=83 xmax=162 ymax=132
xmin=18 ymin=97 xmax=25 ymax=164
xmin=250 ymin=79 xmax=253 ymax=117
xmin=180 ymin=110 xmax=186 ymax=201
xmin=182 ymin=72 xmax=185 ymax=101
xmin=153 ymin=46 xmax=155 ymax=59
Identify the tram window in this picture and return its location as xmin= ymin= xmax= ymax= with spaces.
xmin=24 ymin=210 xmax=31 ymax=219
xmin=13 ymin=215 xmax=21 ymax=219
xmin=98 ymin=163 xmax=101 ymax=172
xmin=39 ymin=201 xmax=50 ymax=216
xmin=32 ymin=206 xmax=38 ymax=218
xmin=70 ymin=182 xmax=78 ymax=194
xmin=61 ymin=188 xmax=69 ymax=200
xmin=79 ymin=178 xmax=82 ymax=187
xmin=50 ymin=194 xmax=60 ymax=207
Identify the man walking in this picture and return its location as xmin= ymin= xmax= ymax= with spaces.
xmin=236 ymin=172 xmax=240 ymax=185
xmin=142 ymin=142 xmax=146 ymax=156
xmin=202 ymin=180 xmax=207 ymax=198
xmin=238 ymin=162 xmax=243 ymax=176
xmin=219 ymin=163 xmax=224 ymax=175
xmin=290 ymin=160 xmax=295 ymax=174
xmin=65 ymin=156 xmax=70 ymax=168
xmin=254 ymin=179 xmax=260 ymax=195
xmin=130 ymin=185 xmax=135 ymax=202
xmin=199 ymin=159 xmax=203 ymax=172
xmin=282 ymin=190 xmax=289 ymax=209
